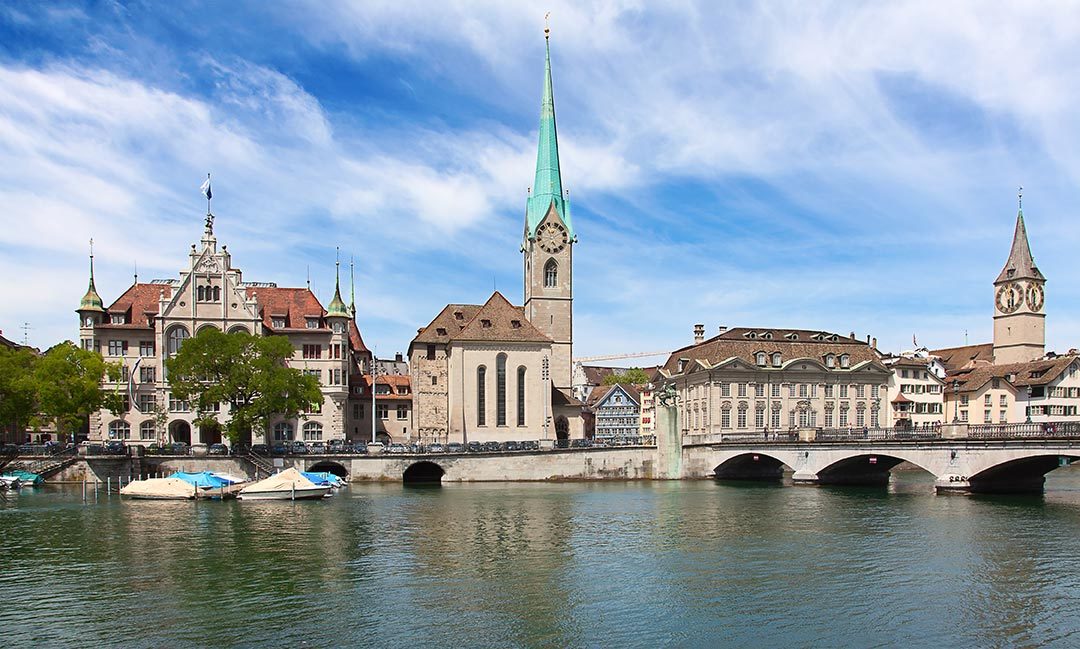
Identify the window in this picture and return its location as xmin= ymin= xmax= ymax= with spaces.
xmin=839 ymin=408 xmax=848 ymax=427
xmin=272 ymin=317 xmax=286 ymax=329
xmin=302 ymin=422 xmax=323 ymax=441
xmin=960 ymin=395 xmax=969 ymax=406
xmin=108 ymin=420 xmax=130 ymax=440
xmin=772 ymin=353 xmax=782 ymax=367
xmin=984 ymin=409 xmax=992 ymax=423
xmin=756 ymin=352 xmax=766 ymax=366
xmin=771 ymin=407 xmax=781 ymax=429
xmin=544 ymin=259 xmax=558 ymax=288
xmin=840 ymin=355 xmax=850 ymax=368
xmin=871 ymin=409 xmax=879 ymax=428
xmin=304 ymin=369 xmax=321 ymax=384
xmin=496 ymin=354 xmax=507 ymax=426
xmin=856 ymin=409 xmax=865 ymax=428
xmin=856 ymin=384 xmax=865 ymax=398
xmin=825 ymin=384 xmax=833 ymax=397
xmin=787 ymin=384 xmax=795 ymax=397
xmin=825 ymin=409 xmax=834 ymax=428
xmin=517 ymin=366 xmax=527 ymax=426
xmin=332 ymin=322 xmax=345 ymax=334
xmin=376 ymin=404 xmax=388 ymax=420
xmin=999 ymin=410 xmax=1007 ymax=422
xmin=306 ymin=318 xmax=320 ymax=329
xmin=721 ymin=407 xmax=731 ymax=429
xmin=139 ymin=341 xmax=155 ymax=357
xmin=431 ymin=376 xmax=437 ymax=386
xmin=274 ymin=422 xmax=294 ymax=441
xmin=839 ymin=385 xmax=848 ymax=398
xmin=477 ymin=366 xmax=487 ymax=426
xmin=137 ymin=394 xmax=155 ymax=412
xmin=330 ymin=369 xmax=343 ymax=386
xmin=771 ymin=384 xmax=780 ymax=398
xmin=737 ymin=406 xmax=747 ymax=429
xmin=303 ymin=344 xmax=322 ymax=359
xmin=108 ymin=340 xmax=127 ymax=356
xmin=871 ymin=385 xmax=879 ymax=399
xmin=737 ymin=383 xmax=747 ymax=397
xmin=984 ymin=394 xmax=992 ymax=406
xmin=397 ymin=405 xmax=408 ymax=420
xmin=960 ymin=409 xmax=968 ymax=422
xmin=1000 ymin=395 xmax=1007 ymax=407
xmin=197 ymin=286 xmax=205 ymax=301
xmin=825 ymin=354 xmax=835 ymax=368
xmin=168 ymin=395 xmax=189 ymax=412
xmin=798 ymin=384 xmax=808 ymax=398
xmin=427 ymin=344 xmax=436 ymax=360
xmin=140 ymin=421 xmax=155 ymax=440
xmin=166 ymin=326 xmax=189 ymax=355
xmin=140 ymin=366 xmax=156 ymax=383
xmin=720 ymin=382 xmax=730 ymax=397
xmin=755 ymin=407 xmax=765 ymax=429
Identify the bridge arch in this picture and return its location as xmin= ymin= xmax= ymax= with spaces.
xmin=403 ymin=461 xmax=445 ymax=484
xmin=309 ymin=460 xmax=348 ymax=478
xmin=815 ymin=453 xmax=935 ymax=487
xmin=966 ymin=454 xmax=1080 ymax=494
xmin=713 ymin=452 xmax=791 ymax=482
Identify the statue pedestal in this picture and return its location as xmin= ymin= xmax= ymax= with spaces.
xmin=655 ymin=405 xmax=682 ymax=479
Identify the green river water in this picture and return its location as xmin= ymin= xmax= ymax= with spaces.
xmin=2 ymin=468 xmax=1080 ymax=648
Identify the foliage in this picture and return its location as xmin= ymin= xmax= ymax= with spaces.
xmin=34 ymin=341 xmax=123 ymax=441
xmin=602 ymin=367 xmax=652 ymax=386
xmin=0 ymin=346 xmax=39 ymax=439
xmin=166 ymin=328 xmax=322 ymax=444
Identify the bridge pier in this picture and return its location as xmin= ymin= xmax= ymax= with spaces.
xmin=791 ymin=471 xmax=819 ymax=485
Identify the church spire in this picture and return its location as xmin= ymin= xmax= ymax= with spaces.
xmin=327 ymin=247 xmax=350 ymax=318
xmin=349 ymin=255 xmax=356 ymax=318
xmin=996 ymin=187 xmax=1045 ymax=283
xmin=525 ymin=22 xmax=575 ymax=241
xmin=79 ymin=238 xmax=105 ymax=313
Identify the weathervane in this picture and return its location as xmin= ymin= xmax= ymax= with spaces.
xmin=545 ymin=11 xmax=551 ymax=39
xmin=1018 ymin=185 xmax=1023 ymax=210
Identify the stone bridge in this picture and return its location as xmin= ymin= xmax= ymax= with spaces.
xmin=678 ymin=439 xmax=1080 ymax=493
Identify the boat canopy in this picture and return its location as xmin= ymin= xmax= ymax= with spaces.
xmin=238 ymin=468 xmax=318 ymax=495
xmin=120 ymin=477 xmax=197 ymax=499
xmin=2 ymin=470 xmax=43 ymax=485
xmin=170 ymin=471 xmax=236 ymax=489
xmin=302 ymin=471 xmax=343 ymax=487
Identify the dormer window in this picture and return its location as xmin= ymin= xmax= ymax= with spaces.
xmin=436 ymin=327 xmax=447 ymax=336
xmin=825 ymin=354 xmax=835 ymax=368
xmin=454 ymin=311 xmax=464 ymax=320
xmin=677 ymin=358 xmax=688 ymax=373
xmin=755 ymin=352 xmax=766 ymax=366
xmin=305 ymin=318 xmax=320 ymax=329
xmin=829 ymin=335 xmax=838 ymax=342
xmin=771 ymin=353 xmax=782 ymax=367
xmin=511 ymin=320 xmax=522 ymax=329
xmin=110 ymin=313 xmax=127 ymax=324
xmin=785 ymin=333 xmax=798 ymax=340
xmin=481 ymin=319 xmax=492 ymax=328
xmin=746 ymin=332 xmax=757 ymax=339
xmin=271 ymin=317 xmax=285 ymax=329
xmin=839 ymin=354 xmax=850 ymax=368
xmin=763 ymin=332 xmax=773 ymax=339
xmin=1007 ymin=269 xmax=1015 ymax=278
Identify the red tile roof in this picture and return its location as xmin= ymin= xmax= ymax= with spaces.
xmin=102 ymin=283 xmax=172 ymax=329
xmin=662 ymin=327 xmax=880 ymax=375
xmin=929 ymin=343 xmax=994 ymax=373
xmin=412 ymin=292 xmax=550 ymax=346
xmin=245 ymin=287 xmax=325 ymax=330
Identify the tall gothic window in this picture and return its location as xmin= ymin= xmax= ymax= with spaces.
xmin=212 ymin=286 xmax=221 ymax=301
xmin=197 ymin=286 xmax=205 ymax=301
xmin=544 ymin=259 xmax=558 ymax=288
xmin=166 ymin=325 xmax=189 ymax=355
xmin=517 ymin=366 xmax=527 ymax=426
xmin=496 ymin=354 xmax=507 ymax=426
xmin=477 ymin=366 xmax=487 ymax=426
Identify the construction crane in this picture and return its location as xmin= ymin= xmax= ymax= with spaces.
xmin=573 ymin=351 xmax=669 ymax=364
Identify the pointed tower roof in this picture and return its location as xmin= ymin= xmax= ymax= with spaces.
xmin=349 ymin=256 xmax=357 ymax=318
xmin=79 ymin=242 xmax=105 ymax=313
xmin=327 ymin=254 xmax=349 ymax=318
xmin=525 ymin=30 xmax=575 ymax=241
xmin=996 ymin=198 xmax=1044 ymax=283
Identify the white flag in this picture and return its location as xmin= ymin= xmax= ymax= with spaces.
xmin=200 ymin=176 xmax=212 ymax=200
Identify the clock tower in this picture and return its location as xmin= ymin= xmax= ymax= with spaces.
xmin=993 ymin=190 xmax=1045 ymax=364
xmin=523 ymin=28 xmax=576 ymax=389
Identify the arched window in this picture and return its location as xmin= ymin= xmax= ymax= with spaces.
xmin=755 ymin=352 xmax=766 ymax=366
xmin=824 ymin=354 xmax=835 ymax=368
xmin=840 ymin=354 xmax=850 ymax=369
xmin=302 ymin=422 xmax=323 ymax=441
xmin=477 ymin=366 xmax=487 ymax=426
xmin=771 ymin=353 xmax=782 ymax=367
xmin=197 ymin=286 xmax=205 ymax=301
xmin=496 ymin=354 xmax=507 ymax=426
xmin=166 ymin=326 xmax=189 ymax=355
xmin=228 ymin=325 xmax=248 ymax=335
xmin=212 ymin=286 xmax=220 ymax=301
xmin=544 ymin=259 xmax=558 ymax=288
xmin=273 ymin=422 xmax=294 ymax=441
xmin=140 ymin=421 xmax=155 ymax=440
xmin=109 ymin=420 xmax=130 ymax=440
xmin=517 ymin=366 xmax=527 ymax=426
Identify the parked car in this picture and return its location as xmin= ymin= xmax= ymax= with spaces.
xmin=309 ymin=442 xmax=327 ymax=454
xmin=104 ymin=441 xmax=126 ymax=455
xmin=481 ymin=441 xmax=501 ymax=452
xmin=523 ymin=440 xmax=540 ymax=451
xmin=291 ymin=441 xmax=309 ymax=455
xmin=250 ymin=444 xmax=270 ymax=456
xmin=502 ymin=441 xmax=521 ymax=452
xmin=208 ymin=443 xmax=228 ymax=456
xmin=328 ymin=439 xmax=346 ymax=454
xmin=428 ymin=443 xmax=445 ymax=453
xmin=351 ymin=443 xmax=369 ymax=454
xmin=388 ymin=443 xmax=408 ymax=454
xmin=466 ymin=441 xmax=482 ymax=453
xmin=446 ymin=443 xmax=464 ymax=454
xmin=570 ymin=438 xmax=592 ymax=449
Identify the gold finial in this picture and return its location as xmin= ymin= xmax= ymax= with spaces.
xmin=545 ymin=12 xmax=550 ymax=39
xmin=1018 ymin=185 xmax=1023 ymax=210
xmin=89 ymin=237 xmax=94 ymax=257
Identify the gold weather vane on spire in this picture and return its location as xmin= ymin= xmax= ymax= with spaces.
xmin=545 ymin=11 xmax=550 ymax=39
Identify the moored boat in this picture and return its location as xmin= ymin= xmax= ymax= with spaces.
xmin=237 ymin=468 xmax=330 ymax=500
xmin=120 ymin=477 xmax=198 ymax=500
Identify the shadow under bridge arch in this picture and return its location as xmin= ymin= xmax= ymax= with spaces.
xmin=403 ymin=461 xmax=445 ymax=484
xmin=967 ymin=454 xmax=1080 ymax=494
xmin=713 ymin=453 xmax=792 ymax=482
xmin=308 ymin=461 xmax=348 ymax=478
xmin=816 ymin=454 xmax=932 ymax=487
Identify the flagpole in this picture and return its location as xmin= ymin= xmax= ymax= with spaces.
xmin=206 ymin=172 xmax=211 ymax=215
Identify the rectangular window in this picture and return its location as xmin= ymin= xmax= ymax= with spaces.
xmin=108 ymin=340 xmax=126 ymax=356
xmin=272 ymin=317 xmax=286 ymax=329
xmin=825 ymin=409 xmax=834 ymax=428
xmin=120 ymin=365 xmax=130 ymax=383
xmin=999 ymin=395 xmax=1007 ymax=407
xmin=304 ymin=369 xmax=320 ymax=383
xmin=984 ymin=394 xmax=992 ymax=406
xmin=984 ymin=409 xmax=992 ymax=423
xmin=376 ymin=404 xmax=388 ymax=420
xmin=771 ymin=384 xmax=781 ymax=398
xmin=168 ymin=395 xmax=189 ymax=412
xmin=140 ymin=366 xmax=156 ymax=383
xmin=871 ymin=385 xmax=879 ymax=399
xmin=139 ymin=341 xmax=155 ymax=357
xmin=306 ymin=318 xmax=320 ymax=329
xmin=137 ymin=394 xmax=155 ymax=412
xmin=754 ymin=384 xmax=764 ymax=397
xmin=302 ymin=344 xmax=322 ymax=359
xmin=960 ymin=409 xmax=968 ymax=422
xmin=737 ymin=383 xmax=747 ymax=397
xmin=839 ymin=409 xmax=849 ymax=427
xmin=839 ymin=385 xmax=848 ymax=398
xmin=721 ymin=410 xmax=731 ymax=429
xmin=856 ymin=384 xmax=865 ymax=398
xmin=771 ymin=409 xmax=781 ymax=429
xmin=431 ymin=375 xmax=437 ymax=386
xmin=961 ymin=395 xmax=969 ymax=406
xmin=426 ymin=344 xmax=436 ymax=360
xmin=755 ymin=409 xmax=765 ymax=428
xmin=720 ymin=382 xmax=730 ymax=397
xmin=871 ymin=410 xmax=878 ymax=427
xmin=798 ymin=383 xmax=808 ymax=398
xmin=737 ymin=409 xmax=747 ymax=429
xmin=331 ymin=369 xmax=342 ymax=386
xmin=856 ymin=410 xmax=865 ymax=428
xmin=787 ymin=384 xmax=795 ymax=397
xmin=824 ymin=384 xmax=833 ymax=398
xmin=397 ymin=405 xmax=408 ymax=420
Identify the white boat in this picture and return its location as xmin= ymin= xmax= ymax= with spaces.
xmin=0 ymin=475 xmax=21 ymax=490
xmin=237 ymin=468 xmax=330 ymax=501
xmin=120 ymin=477 xmax=197 ymax=500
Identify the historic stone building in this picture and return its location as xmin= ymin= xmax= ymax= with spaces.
xmin=77 ymin=217 xmax=371 ymax=447
xmin=992 ymin=196 xmax=1046 ymax=364
xmin=409 ymin=33 xmax=583 ymax=446
xmin=585 ymin=383 xmax=642 ymax=444
xmin=658 ymin=327 xmax=891 ymax=436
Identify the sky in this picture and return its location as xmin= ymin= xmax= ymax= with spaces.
xmin=2 ymin=1 xmax=1080 ymax=364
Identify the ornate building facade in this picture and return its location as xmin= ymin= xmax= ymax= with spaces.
xmin=77 ymin=218 xmax=371 ymax=446
xmin=408 ymin=33 xmax=583 ymax=445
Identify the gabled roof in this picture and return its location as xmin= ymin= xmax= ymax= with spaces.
xmin=996 ymin=209 xmax=1044 ymax=283
xmin=417 ymin=292 xmax=551 ymax=345
xmin=100 ymin=283 xmax=172 ymax=329
xmin=946 ymin=355 xmax=1078 ymax=393
xmin=661 ymin=327 xmax=879 ymax=375
xmin=586 ymin=383 xmax=642 ymax=409
xmin=929 ymin=343 xmax=994 ymax=373
xmin=348 ymin=319 xmax=368 ymax=354
xmin=245 ymin=287 xmax=325 ymax=331
xmin=412 ymin=303 xmax=483 ymax=345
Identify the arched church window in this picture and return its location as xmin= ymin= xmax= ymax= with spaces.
xmin=477 ymin=366 xmax=487 ymax=426
xmin=166 ymin=325 xmax=189 ymax=355
xmin=517 ymin=366 xmax=527 ymax=426
xmin=496 ymin=354 xmax=507 ymax=426
xmin=544 ymin=259 xmax=558 ymax=288
xmin=213 ymin=286 xmax=221 ymax=301
xmin=197 ymin=286 xmax=205 ymax=301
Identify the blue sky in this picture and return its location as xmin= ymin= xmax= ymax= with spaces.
xmin=2 ymin=1 xmax=1080 ymax=362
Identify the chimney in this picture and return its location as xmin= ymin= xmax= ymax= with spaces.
xmin=871 ymin=337 xmax=877 ymax=349
xmin=866 ymin=334 xmax=871 ymax=344
xmin=694 ymin=323 xmax=705 ymax=344
xmin=395 ymin=352 xmax=403 ymax=363
xmin=718 ymin=325 xmax=727 ymax=334
xmin=850 ymin=331 xmax=856 ymax=340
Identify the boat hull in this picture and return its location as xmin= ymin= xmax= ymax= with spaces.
xmin=237 ymin=486 xmax=330 ymax=500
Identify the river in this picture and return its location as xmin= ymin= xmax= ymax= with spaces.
xmin=3 ymin=468 xmax=1080 ymax=648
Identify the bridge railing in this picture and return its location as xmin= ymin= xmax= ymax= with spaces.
xmin=968 ymin=421 xmax=1080 ymax=439
xmin=815 ymin=428 xmax=941 ymax=442
xmin=685 ymin=427 xmax=941 ymax=445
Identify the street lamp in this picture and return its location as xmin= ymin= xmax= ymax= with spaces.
xmin=952 ymin=380 xmax=959 ymax=423
xmin=1026 ymin=385 xmax=1032 ymax=424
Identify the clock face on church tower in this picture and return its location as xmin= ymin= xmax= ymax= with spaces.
xmin=537 ymin=222 xmax=568 ymax=253
xmin=1027 ymin=283 xmax=1044 ymax=311
xmin=997 ymin=283 xmax=1022 ymax=314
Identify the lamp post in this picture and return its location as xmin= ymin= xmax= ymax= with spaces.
xmin=952 ymin=380 xmax=959 ymax=423
xmin=1025 ymin=385 xmax=1032 ymax=424
xmin=370 ymin=353 xmax=380 ymax=445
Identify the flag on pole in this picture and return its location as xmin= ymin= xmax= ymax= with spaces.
xmin=200 ymin=175 xmax=212 ymax=201
xmin=129 ymin=357 xmax=142 ymax=412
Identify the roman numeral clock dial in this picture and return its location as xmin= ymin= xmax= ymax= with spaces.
xmin=537 ymin=222 xmax=568 ymax=253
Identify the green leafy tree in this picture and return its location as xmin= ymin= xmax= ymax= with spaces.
xmin=34 ymin=341 xmax=124 ymax=443
xmin=166 ymin=329 xmax=322 ymax=445
xmin=602 ymin=367 xmax=652 ymax=386
xmin=0 ymin=346 xmax=39 ymax=443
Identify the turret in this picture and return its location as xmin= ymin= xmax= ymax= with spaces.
xmin=77 ymin=239 xmax=106 ymax=327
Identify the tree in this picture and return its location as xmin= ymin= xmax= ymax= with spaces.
xmin=34 ymin=341 xmax=124 ymax=443
xmin=0 ymin=346 xmax=39 ymax=443
xmin=602 ymin=367 xmax=652 ymax=386
xmin=166 ymin=328 xmax=322 ymax=445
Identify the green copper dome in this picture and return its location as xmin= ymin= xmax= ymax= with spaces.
xmin=79 ymin=254 xmax=105 ymax=313
xmin=327 ymin=261 xmax=349 ymax=318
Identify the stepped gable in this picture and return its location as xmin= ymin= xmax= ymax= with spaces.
xmin=451 ymin=292 xmax=551 ymax=343
xmin=930 ymin=343 xmax=994 ymax=373
xmin=947 ymin=355 xmax=1078 ymax=392
xmin=245 ymin=286 xmax=325 ymax=331
xmin=98 ymin=283 xmax=172 ymax=329
xmin=412 ymin=303 xmax=482 ymax=345
xmin=662 ymin=327 xmax=878 ymax=374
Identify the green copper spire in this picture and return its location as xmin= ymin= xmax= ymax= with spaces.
xmin=525 ymin=30 xmax=575 ymax=241
xmin=327 ymin=249 xmax=349 ymax=318
xmin=79 ymin=238 xmax=105 ymax=313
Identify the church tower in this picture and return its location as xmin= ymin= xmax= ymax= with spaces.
xmin=523 ymin=26 xmax=576 ymax=389
xmin=993 ymin=190 xmax=1046 ymax=364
